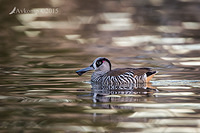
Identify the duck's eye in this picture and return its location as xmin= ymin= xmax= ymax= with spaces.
xmin=96 ymin=60 xmax=103 ymax=67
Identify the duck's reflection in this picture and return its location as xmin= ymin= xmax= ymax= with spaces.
xmin=91 ymin=83 xmax=158 ymax=103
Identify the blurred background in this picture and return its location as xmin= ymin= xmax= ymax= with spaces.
xmin=1 ymin=0 xmax=200 ymax=132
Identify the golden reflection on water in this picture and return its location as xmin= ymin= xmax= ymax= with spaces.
xmin=182 ymin=22 xmax=200 ymax=30
xmin=98 ymin=12 xmax=135 ymax=31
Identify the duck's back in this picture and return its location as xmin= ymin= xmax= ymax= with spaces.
xmin=107 ymin=68 xmax=151 ymax=76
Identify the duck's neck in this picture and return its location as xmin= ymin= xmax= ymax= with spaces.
xmin=91 ymin=70 xmax=108 ymax=81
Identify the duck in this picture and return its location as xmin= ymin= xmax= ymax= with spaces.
xmin=76 ymin=57 xmax=157 ymax=85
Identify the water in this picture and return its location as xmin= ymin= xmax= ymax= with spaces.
xmin=1 ymin=0 xmax=200 ymax=132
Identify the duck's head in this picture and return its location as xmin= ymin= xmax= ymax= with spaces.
xmin=76 ymin=57 xmax=111 ymax=76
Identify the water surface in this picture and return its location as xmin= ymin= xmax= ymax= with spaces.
xmin=1 ymin=0 xmax=200 ymax=132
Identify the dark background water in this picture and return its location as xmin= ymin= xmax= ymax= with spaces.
xmin=1 ymin=0 xmax=200 ymax=132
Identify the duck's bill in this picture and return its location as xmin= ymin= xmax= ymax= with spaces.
xmin=76 ymin=66 xmax=94 ymax=76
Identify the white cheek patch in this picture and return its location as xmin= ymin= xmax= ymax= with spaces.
xmin=93 ymin=63 xmax=97 ymax=69
xmin=92 ymin=61 xmax=98 ymax=70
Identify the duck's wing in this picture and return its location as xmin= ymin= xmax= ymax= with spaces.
xmin=106 ymin=68 xmax=150 ymax=76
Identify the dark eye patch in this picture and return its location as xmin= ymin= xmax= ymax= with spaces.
xmin=96 ymin=60 xmax=103 ymax=67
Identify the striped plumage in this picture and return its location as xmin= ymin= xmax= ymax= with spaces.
xmin=92 ymin=70 xmax=146 ymax=84
xmin=76 ymin=57 xmax=157 ymax=85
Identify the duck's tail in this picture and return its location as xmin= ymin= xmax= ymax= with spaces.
xmin=146 ymin=71 xmax=158 ymax=82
